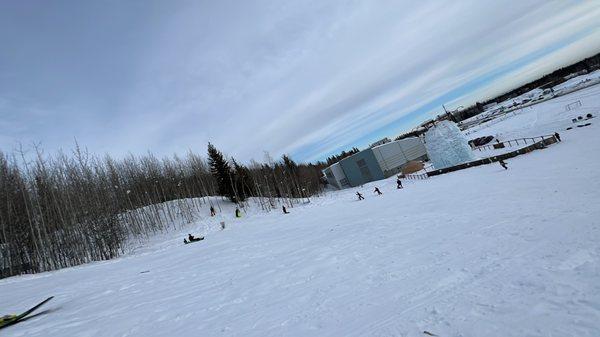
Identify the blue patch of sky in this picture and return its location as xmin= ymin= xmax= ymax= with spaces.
xmin=295 ymin=26 xmax=597 ymax=163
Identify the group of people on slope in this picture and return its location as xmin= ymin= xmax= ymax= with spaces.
xmin=210 ymin=204 xmax=290 ymax=218
xmin=185 ymin=202 xmax=293 ymax=244
xmin=356 ymin=176 xmax=403 ymax=201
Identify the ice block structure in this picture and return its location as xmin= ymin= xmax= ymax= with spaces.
xmin=424 ymin=120 xmax=477 ymax=170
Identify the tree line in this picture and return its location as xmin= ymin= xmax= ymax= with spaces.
xmin=325 ymin=147 xmax=360 ymax=166
xmin=0 ymin=143 xmax=325 ymax=278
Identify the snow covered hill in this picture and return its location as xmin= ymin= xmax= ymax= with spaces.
xmin=460 ymin=70 xmax=600 ymax=130
xmin=466 ymin=83 xmax=600 ymax=140
xmin=2 ymin=99 xmax=600 ymax=337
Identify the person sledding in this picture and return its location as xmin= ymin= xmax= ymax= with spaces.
xmin=282 ymin=205 xmax=290 ymax=214
xmin=356 ymin=191 xmax=364 ymax=200
xmin=374 ymin=187 xmax=382 ymax=195
xmin=184 ymin=233 xmax=204 ymax=244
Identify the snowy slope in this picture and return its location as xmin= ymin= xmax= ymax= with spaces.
xmin=460 ymin=71 xmax=600 ymax=128
xmin=2 ymin=106 xmax=600 ymax=337
xmin=466 ymin=83 xmax=600 ymax=140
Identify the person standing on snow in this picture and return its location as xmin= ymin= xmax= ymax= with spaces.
xmin=282 ymin=205 xmax=290 ymax=214
xmin=235 ymin=207 xmax=242 ymax=218
xmin=356 ymin=192 xmax=364 ymax=200
xmin=554 ymin=132 xmax=561 ymax=142
xmin=210 ymin=205 xmax=216 ymax=216
xmin=396 ymin=177 xmax=403 ymax=189
xmin=374 ymin=187 xmax=382 ymax=195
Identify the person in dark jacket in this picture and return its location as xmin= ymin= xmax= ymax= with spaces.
xmin=210 ymin=206 xmax=216 ymax=216
xmin=554 ymin=132 xmax=561 ymax=142
xmin=396 ymin=177 xmax=403 ymax=189
xmin=186 ymin=234 xmax=203 ymax=243
xmin=356 ymin=192 xmax=364 ymax=200
xmin=374 ymin=187 xmax=382 ymax=195
xmin=282 ymin=205 xmax=290 ymax=214
xmin=235 ymin=207 xmax=241 ymax=218
xmin=498 ymin=159 xmax=508 ymax=170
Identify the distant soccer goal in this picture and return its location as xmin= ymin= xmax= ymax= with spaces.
xmin=565 ymin=100 xmax=582 ymax=111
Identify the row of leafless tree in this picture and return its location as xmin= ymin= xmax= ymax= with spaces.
xmin=0 ymin=144 xmax=325 ymax=278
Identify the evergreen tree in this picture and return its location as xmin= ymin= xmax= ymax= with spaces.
xmin=207 ymin=143 xmax=235 ymax=202
xmin=232 ymin=159 xmax=253 ymax=202
xmin=282 ymin=154 xmax=298 ymax=174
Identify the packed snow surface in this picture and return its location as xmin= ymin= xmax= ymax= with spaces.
xmin=2 ymin=89 xmax=600 ymax=337
xmin=466 ymin=84 xmax=600 ymax=140
xmin=461 ymin=70 xmax=600 ymax=127
xmin=553 ymin=69 xmax=600 ymax=93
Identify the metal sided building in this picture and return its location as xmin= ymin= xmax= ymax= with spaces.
xmin=322 ymin=137 xmax=428 ymax=189
xmin=371 ymin=137 xmax=428 ymax=177
xmin=322 ymin=162 xmax=350 ymax=189
xmin=337 ymin=148 xmax=385 ymax=187
xmin=322 ymin=149 xmax=384 ymax=188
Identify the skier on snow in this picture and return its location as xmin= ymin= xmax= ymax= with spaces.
xmin=282 ymin=205 xmax=290 ymax=214
xmin=374 ymin=187 xmax=382 ymax=195
xmin=396 ymin=177 xmax=403 ymax=189
xmin=356 ymin=191 xmax=364 ymax=200
xmin=499 ymin=159 xmax=508 ymax=170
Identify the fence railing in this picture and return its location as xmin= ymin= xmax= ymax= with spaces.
xmin=404 ymin=172 xmax=429 ymax=180
xmin=473 ymin=134 xmax=555 ymax=152
xmin=428 ymin=135 xmax=558 ymax=177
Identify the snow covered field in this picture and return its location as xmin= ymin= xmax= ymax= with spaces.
xmin=465 ymin=83 xmax=599 ymax=140
xmin=553 ymin=70 xmax=600 ymax=94
xmin=2 ymin=92 xmax=600 ymax=337
xmin=460 ymin=70 xmax=600 ymax=130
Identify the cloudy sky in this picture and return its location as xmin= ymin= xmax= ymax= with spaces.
xmin=1 ymin=0 xmax=599 ymax=163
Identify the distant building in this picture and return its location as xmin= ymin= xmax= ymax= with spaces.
xmin=322 ymin=137 xmax=428 ymax=188
xmin=369 ymin=137 xmax=391 ymax=148
xmin=322 ymin=162 xmax=350 ymax=189
xmin=419 ymin=119 xmax=436 ymax=129
xmin=483 ymin=102 xmax=498 ymax=110
xmin=372 ymin=137 xmax=428 ymax=177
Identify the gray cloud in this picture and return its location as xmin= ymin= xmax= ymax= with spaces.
xmin=1 ymin=0 xmax=599 ymax=162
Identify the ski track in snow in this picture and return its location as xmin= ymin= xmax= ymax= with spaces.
xmin=1 ymin=85 xmax=600 ymax=337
